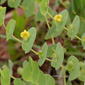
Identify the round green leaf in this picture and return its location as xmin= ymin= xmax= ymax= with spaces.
xmin=21 ymin=58 xmax=55 ymax=85
xmin=6 ymin=19 xmax=16 ymax=41
xmin=40 ymin=0 xmax=49 ymax=15
xmin=67 ymin=56 xmax=80 ymax=81
xmin=67 ymin=15 xmax=80 ymax=39
xmin=45 ymin=10 xmax=68 ymax=39
xmin=22 ymin=27 xmax=37 ymax=53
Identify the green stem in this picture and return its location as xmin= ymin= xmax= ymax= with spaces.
xmin=3 ymin=22 xmax=6 ymax=28
xmin=44 ymin=15 xmax=50 ymax=29
xmin=46 ymin=58 xmax=53 ymax=62
xmin=12 ymin=35 xmax=22 ymax=43
xmin=52 ymin=37 xmax=55 ymax=45
xmin=11 ymin=76 xmax=16 ymax=80
xmin=44 ymin=15 xmax=55 ymax=44
xmin=75 ymin=35 xmax=82 ymax=41
xmin=31 ymin=49 xmax=55 ymax=62
xmin=31 ymin=49 xmax=39 ymax=55
xmin=60 ymin=65 xmax=67 ymax=85
xmin=64 ymin=27 xmax=82 ymax=41
xmin=47 ymin=12 xmax=54 ymax=19
xmin=64 ymin=27 xmax=68 ymax=31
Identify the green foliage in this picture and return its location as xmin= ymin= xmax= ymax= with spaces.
xmin=0 ymin=6 xmax=6 ymax=26
xmin=0 ymin=0 xmax=85 ymax=84
xmin=40 ymin=0 xmax=49 ymax=15
xmin=67 ymin=81 xmax=72 ymax=85
xmin=22 ymin=27 xmax=37 ymax=53
xmin=45 ymin=10 xmax=68 ymax=39
xmin=79 ymin=19 xmax=85 ymax=35
xmin=35 ymin=0 xmax=42 ymax=3
xmin=6 ymin=19 xmax=16 ymax=41
xmin=8 ymin=0 xmax=21 ymax=8
xmin=81 ymin=33 xmax=85 ymax=49
xmin=35 ymin=10 xmax=45 ymax=22
xmin=19 ymin=58 xmax=55 ymax=85
xmin=0 ymin=0 xmax=6 ymax=4
xmin=47 ymin=44 xmax=56 ymax=57
xmin=66 ymin=56 xmax=80 ymax=81
xmin=38 ymin=43 xmax=48 ymax=66
xmin=67 ymin=15 xmax=80 ymax=39
xmin=0 ymin=66 xmax=10 ymax=85
xmin=51 ymin=43 xmax=64 ymax=69
xmin=70 ymin=0 xmax=85 ymax=17
xmin=14 ymin=79 xmax=25 ymax=85
xmin=21 ymin=0 xmax=35 ymax=17
xmin=70 ymin=0 xmax=85 ymax=35
xmin=79 ymin=62 xmax=85 ymax=82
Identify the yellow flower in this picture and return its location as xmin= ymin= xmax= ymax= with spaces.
xmin=54 ymin=14 xmax=62 ymax=22
xmin=20 ymin=30 xmax=30 ymax=40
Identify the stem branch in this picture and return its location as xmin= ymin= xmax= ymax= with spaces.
xmin=64 ymin=27 xmax=81 ymax=41
xmin=31 ymin=49 xmax=39 ymax=55
xmin=12 ymin=35 xmax=22 ymax=43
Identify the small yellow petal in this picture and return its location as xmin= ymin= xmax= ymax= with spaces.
xmin=54 ymin=14 xmax=62 ymax=22
xmin=20 ymin=30 xmax=30 ymax=40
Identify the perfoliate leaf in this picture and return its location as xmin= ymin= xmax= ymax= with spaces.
xmin=1 ymin=66 xmax=10 ymax=85
xmin=20 ymin=58 xmax=55 ymax=85
xmin=66 ymin=56 xmax=80 ymax=81
xmin=47 ymin=44 xmax=56 ymax=57
xmin=45 ymin=10 xmax=68 ymax=39
xmin=51 ymin=43 xmax=64 ymax=69
xmin=8 ymin=0 xmax=21 ymax=8
xmin=22 ymin=27 xmax=36 ymax=53
xmin=38 ymin=43 xmax=48 ymax=66
xmin=0 ymin=6 xmax=6 ymax=26
xmin=21 ymin=57 xmax=39 ymax=82
xmin=40 ymin=0 xmax=49 ymax=15
xmin=67 ymin=15 xmax=80 ymax=39
xmin=6 ymin=19 xmax=16 ymax=41
xmin=21 ymin=0 xmax=35 ymax=17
